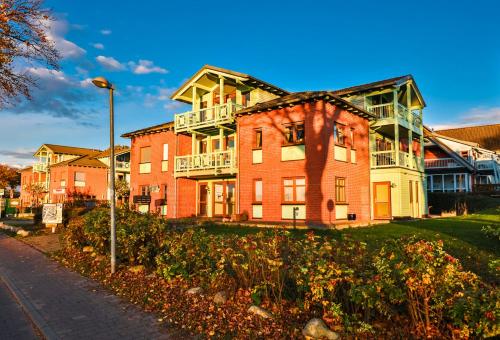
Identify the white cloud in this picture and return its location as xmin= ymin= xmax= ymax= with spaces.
xmin=100 ymin=29 xmax=112 ymax=35
xmin=92 ymin=43 xmax=105 ymax=50
xmin=129 ymin=60 xmax=168 ymax=75
xmin=95 ymin=55 xmax=126 ymax=71
xmin=432 ymin=106 xmax=500 ymax=130
xmin=44 ymin=18 xmax=86 ymax=59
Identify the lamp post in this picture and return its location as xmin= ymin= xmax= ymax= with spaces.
xmin=92 ymin=76 xmax=116 ymax=274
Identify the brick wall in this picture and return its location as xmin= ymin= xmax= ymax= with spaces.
xmin=237 ymin=100 xmax=371 ymax=225
xmin=129 ymin=129 xmax=196 ymax=217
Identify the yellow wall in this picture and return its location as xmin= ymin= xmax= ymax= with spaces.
xmin=371 ymin=168 xmax=427 ymax=218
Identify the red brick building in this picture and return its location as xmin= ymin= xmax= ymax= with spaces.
xmin=123 ymin=66 xmax=381 ymax=225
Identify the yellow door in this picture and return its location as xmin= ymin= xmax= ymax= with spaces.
xmin=373 ymin=182 xmax=392 ymax=219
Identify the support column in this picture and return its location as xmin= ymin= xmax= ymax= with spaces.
xmin=192 ymin=85 xmax=197 ymax=111
xmin=393 ymin=89 xmax=400 ymax=166
xmin=219 ymin=76 xmax=224 ymax=105
xmin=191 ymin=132 xmax=197 ymax=155
xmin=236 ymin=88 xmax=242 ymax=106
xmin=419 ymin=108 xmax=424 ymax=171
xmin=219 ymin=128 xmax=224 ymax=152
xmin=407 ymin=83 xmax=413 ymax=169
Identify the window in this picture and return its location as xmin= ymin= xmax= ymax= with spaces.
xmin=253 ymin=179 xmax=262 ymax=203
xmin=74 ymin=172 xmax=85 ymax=187
xmin=162 ymin=144 xmax=169 ymax=160
xmin=140 ymin=185 xmax=150 ymax=196
xmin=282 ymin=122 xmax=305 ymax=145
xmin=254 ymin=129 xmax=262 ymax=149
xmin=350 ymin=128 xmax=355 ymax=149
xmin=335 ymin=177 xmax=346 ymax=203
xmin=60 ymin=179 xmax=66 ymax=188
xmin=282 ymin=177 xmax=306 ymax=203
xmin=162 ymin=184 xmax=168 ymax=202
xmin=140 ymin=146 xmax=151 ymax=163
xmin=334 ymin=123 xmax=345 ymax=146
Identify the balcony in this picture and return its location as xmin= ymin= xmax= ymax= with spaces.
xmin=115 ymin=161 xmax=130 ymax=172
xmin=33 ymin=163 xmax=48 ymax=172
xmin=476 ymin=160 xmax=496 ymax=170
xmin=366 ymin=103 xmax=422 ymax=130
xmin=174 ymin=150 xmax=237 ymax=178
xmin=424 ymin=158 xmax=461 ymax=169
xmin=174 ymin=103 xmax=244 ymax=133
xmin=371 ymin=150 xmax=423 ymax=171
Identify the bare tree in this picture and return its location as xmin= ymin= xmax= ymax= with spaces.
xmin=0 ymin=0 xmax=60 ymax=106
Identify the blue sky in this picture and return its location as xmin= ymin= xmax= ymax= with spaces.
xmin=1 ymin=0 xmax=499 ymax=166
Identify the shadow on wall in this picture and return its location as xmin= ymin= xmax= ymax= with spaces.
xmin=259 ymin=100 xmax=369 ymax=226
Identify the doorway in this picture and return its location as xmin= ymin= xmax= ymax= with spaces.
xmin=373 ymin=182 xmax=392 ymax=219
xmin=212 ymin=181 xmax=236 ymax=217
xmin=198 ymin=183 xmax=208 ymax=216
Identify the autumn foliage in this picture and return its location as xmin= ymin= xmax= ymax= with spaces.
xmin=58 ymin=208 xmax=499 ymax=338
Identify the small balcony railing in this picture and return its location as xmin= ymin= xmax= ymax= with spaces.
xmin=366 ymin=103 xmax=422 ymax=129
xmin=424 ymin=158 xmax=461 ymax=169
xmin=371 ymin=150 xmax=422 ymax=170
xmin=174 ymin=150 xmax=236 ymax=177
xmin=174 ymin=103 xmax=245 ymax=133
xmin=115 ymin=161 xmax=130 ymax=171
xmin=33 ymin=163 xmax=48 ymax=172
xmin=476 ymin=160 xmax=495 ymax=170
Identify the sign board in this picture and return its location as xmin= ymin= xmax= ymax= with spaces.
xmin=53 ymin=188 xmax=66 ymax=194
xmin=0 ymin=189 xmax=4 ymax=196
xmin=42 ymin=203 xmax=63 ymax=224
xmin=9 ymin=199 xmax=19 ymax=206
xmin=133 ymin=195 xmax=151 ymax=204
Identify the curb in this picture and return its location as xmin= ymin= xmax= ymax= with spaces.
xmin=0 ymin=270 xmax=59 ymax=340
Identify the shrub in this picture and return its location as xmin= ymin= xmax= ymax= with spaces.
xmin=482 ymin=225 xmax=500 ymax=241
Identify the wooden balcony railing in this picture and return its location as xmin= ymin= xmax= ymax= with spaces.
xmin=115 ymin=161 xmax=130 ymax=171
xmin=174 ymin=103 xmax=244 ymax=133
xmin=371 ymin=150 xmax=423 ymax=171
xmin=174 ymin=150 xmax=236 ymax=177
xmin=33 ymin=163 xmax=48 ymax=172
xmin=424 ymin=158 xmax=461 ymax=169
xmin=366 ymin=103 xmax=422 ymax=129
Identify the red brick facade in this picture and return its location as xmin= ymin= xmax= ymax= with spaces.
xmin=129 ymin=128 xmax=196 ymax=217
xmin=48 ymin=165 xmax=108 ymax=203
xmin=237 ymin=100 xmax=370 ymax=224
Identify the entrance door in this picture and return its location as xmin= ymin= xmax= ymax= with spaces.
xmin=373 ymin=182 xmax=392 ymax=219
xmin=213 ymin=182 xmax=225 ymax=216
xmin=199 ymin=183 xmax=208 ymax=216
xmin=226 ymin=182 xmax=236 ymax=216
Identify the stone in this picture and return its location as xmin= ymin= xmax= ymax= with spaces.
xmin=186 ymin=287 xmax=203 ymax=295
xmin=82 ymin=246 xmax=94 ymax=253
xmin=302 ymin=318 xmax=340 ymax=340
xmin=128 ymin=265 xmax=145 ymax=274
xmin=213 ymin=291 xmax=227 ymax=305
xmin=247 ymin=305 xmax=273 ymax=319
xmin=16 ymin=230 xmax=30 ymax=237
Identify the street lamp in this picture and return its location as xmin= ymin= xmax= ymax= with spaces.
xmin=92 ymin=76 xmax=116 ymax=274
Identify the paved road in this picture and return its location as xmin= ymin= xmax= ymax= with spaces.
xmin=0 ymin=278 xmax=40 ymax=339
xmin=0 ymin=234 xmax=175 ymax=340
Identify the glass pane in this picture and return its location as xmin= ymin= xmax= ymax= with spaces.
xmin=255 ymin=180 xmax=262 ymax=201
xmin=295 ymin=178 xmax=305 ymax=186
xmin=443 ymin=175 xmax=454 ymax=191
xmin=296 ymin=186 xmax=305 ymax=202
xmin=284 ymin=179 xmax=293 ymax=186
xmin=284 ymin=187 xmax=293 ymax=201
xmin=432 ymin=175 xmax=443 ymax=191
xmin=140 ymin=147 xmax=151 ymax=163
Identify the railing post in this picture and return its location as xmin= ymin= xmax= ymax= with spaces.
xmin=393 ymin=89 xmax=400 ymax=167
xmin=407 ymin=82 xmax=413 ymax=169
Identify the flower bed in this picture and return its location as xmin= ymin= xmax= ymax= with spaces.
xmin=55 ymin=208 xmax=499 ymax=339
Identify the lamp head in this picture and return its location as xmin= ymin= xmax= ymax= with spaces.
xmin=92 ymin=76 xmax=113 ymax=89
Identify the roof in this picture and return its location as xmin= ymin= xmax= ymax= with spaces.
xmin=170 ymin=65 xmax=290 ymax=102
xmin=436 ymin=124 xmax=500 ymax=152
xmin=35 ymin=144 xmax=101 ymax=156
xmin=235 ymin=91 xmax=375 ymax=119
xmin=94 ymin=146 xmax=130 ymax=158
xmin=425 ymin=135 xmax=476 ymax=172
xmin=333 ymin=74 xmax=426 ymax=107
xmin=121 ymin=122 xmax=174 ymax=138
xmin=51 ymin=153 xmax=107 ymax=169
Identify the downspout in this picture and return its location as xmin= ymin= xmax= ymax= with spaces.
xmin=237 ymin=117 xmax=240 ymax=215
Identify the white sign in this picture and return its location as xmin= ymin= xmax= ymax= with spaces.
xmin=42 ymin=203 xmax=63 ymax=224
xmin=0 ymin=189 xmax=4 ymax=196
xmin=53 ymin=188 xmax=66 ymax=194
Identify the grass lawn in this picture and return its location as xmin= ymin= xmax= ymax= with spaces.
xmin=204 ymin=207 xmax=500 ymax=283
